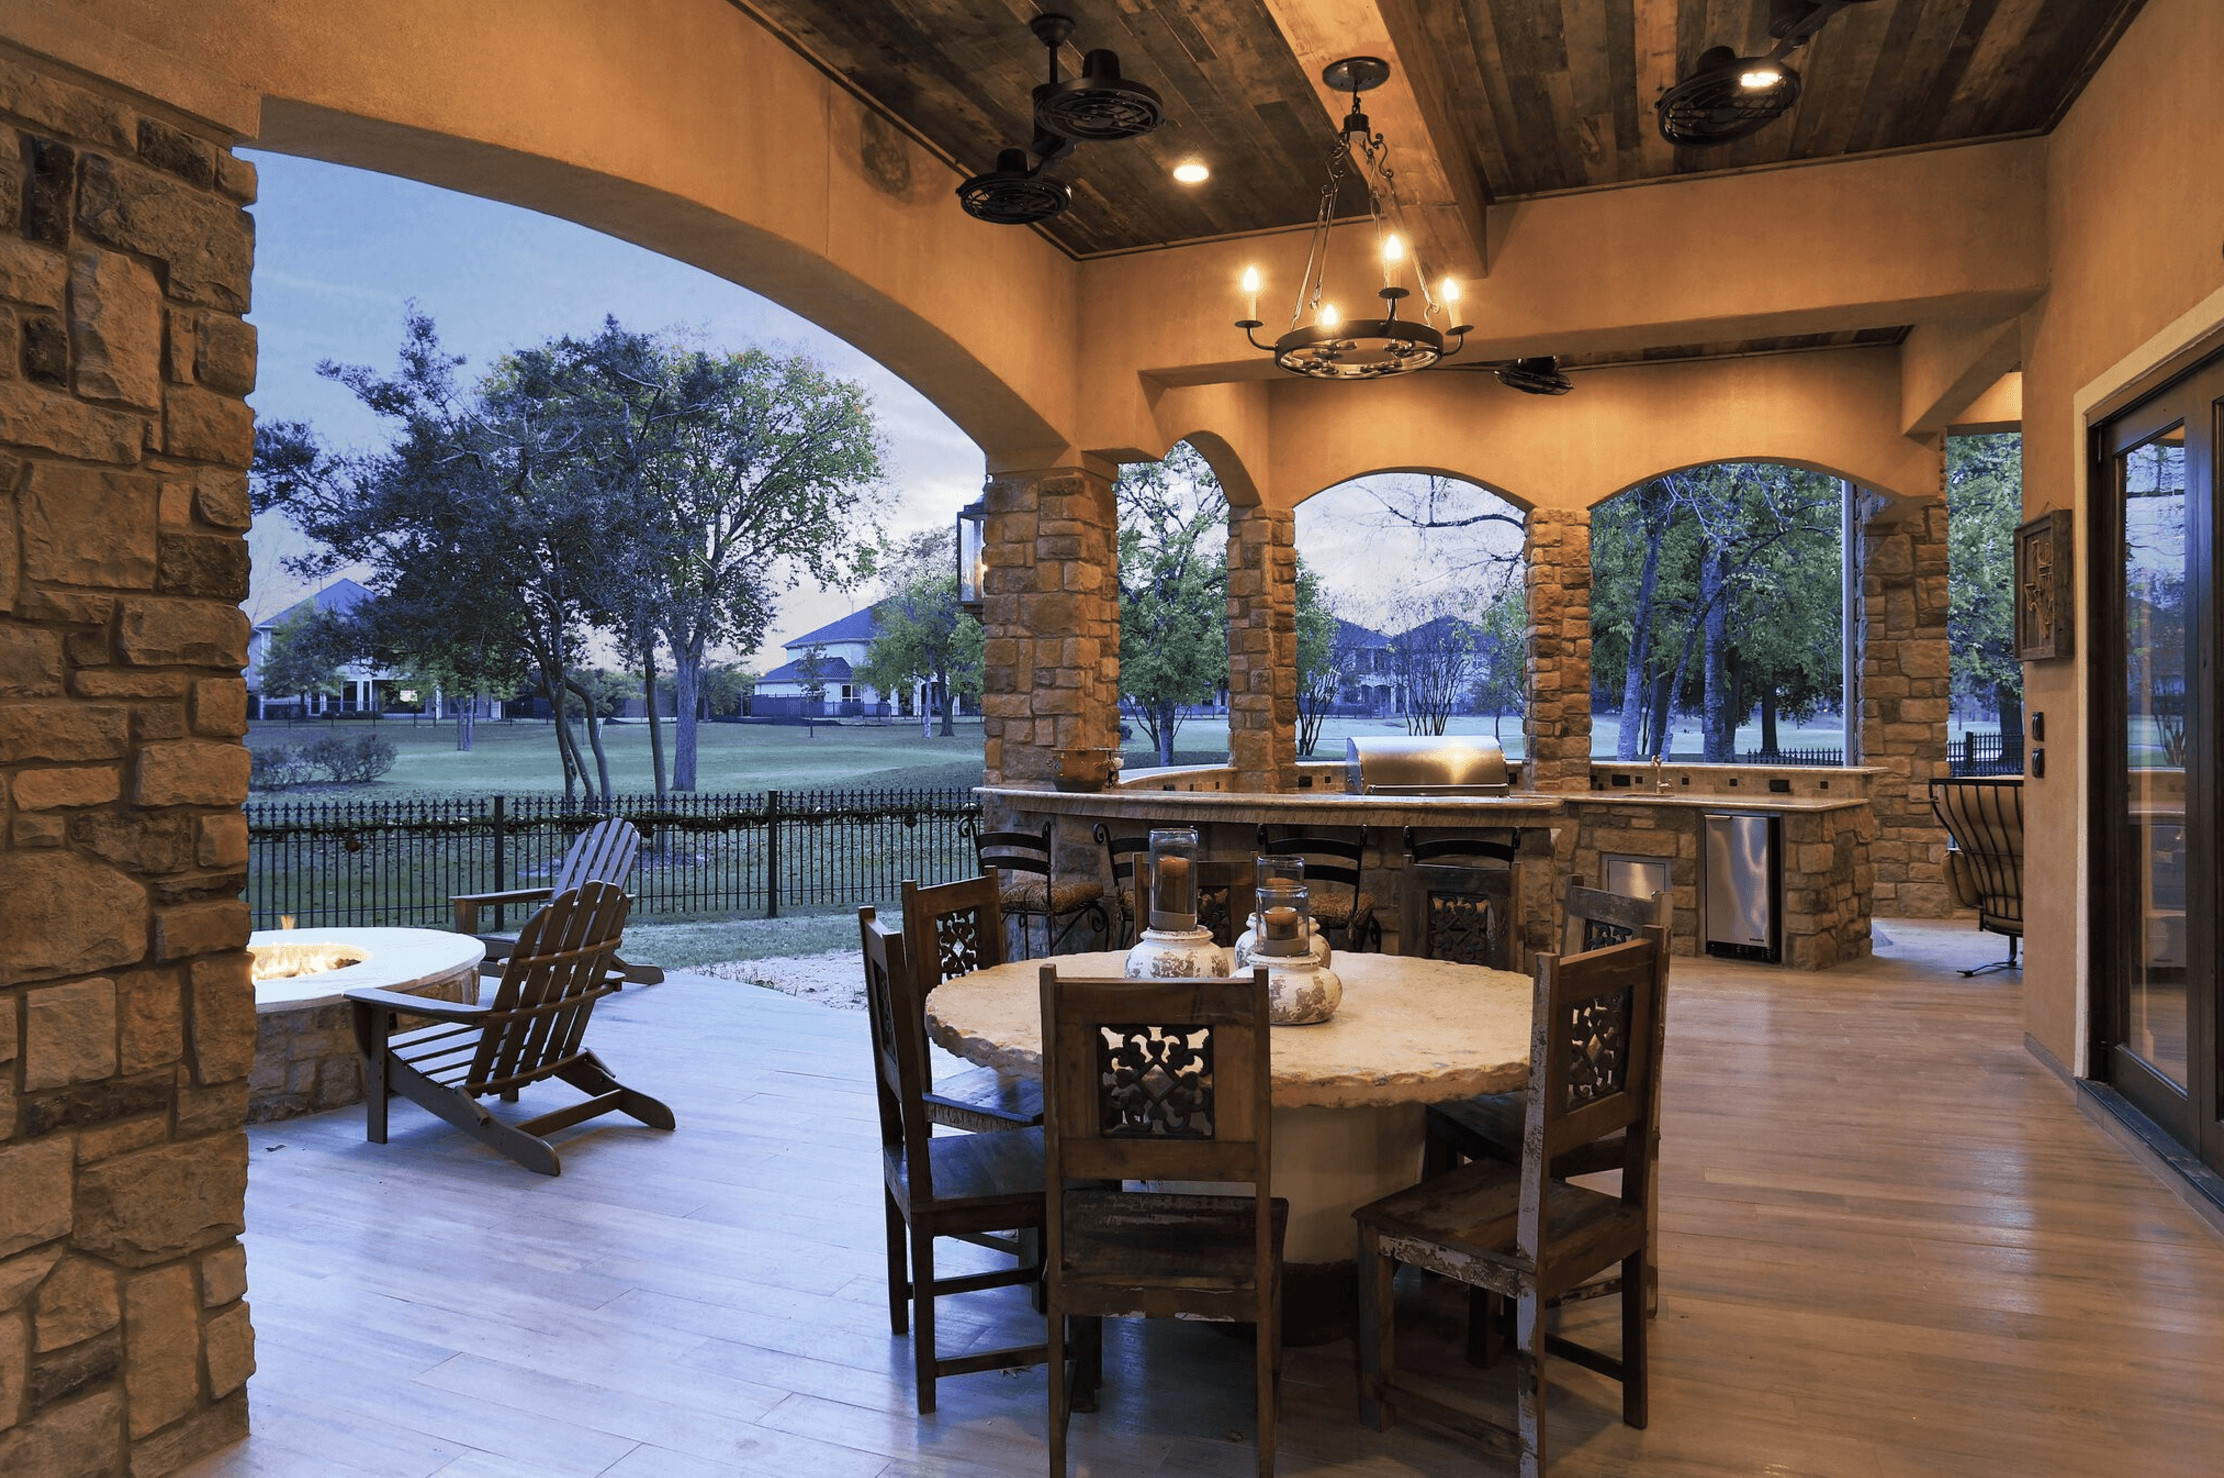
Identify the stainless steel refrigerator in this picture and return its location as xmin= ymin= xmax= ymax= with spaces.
xmin=1703 ymin=812 xmax=1780 ymax=963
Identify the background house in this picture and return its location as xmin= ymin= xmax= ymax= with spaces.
xmin=752 ymin=603 xmax=953 ymax=720
xmin=247 ymin=578 xmax=502 ymax=720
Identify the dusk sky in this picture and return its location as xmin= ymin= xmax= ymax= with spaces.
xmin=240 ymin=151 xmax=984 ymax=658
xmin=240 ymin=151 xmax=1524 ymax=656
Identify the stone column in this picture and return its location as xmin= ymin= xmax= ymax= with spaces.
xmin=1856 ymin=487 xmax=1955 ymax=917
xmin=1225 ymin=503 xmax=1297 ymax=793
xmin=979 ymin=465 xmax=1121 ymax=790
xmin=1521 ymin=507 xmax=1593 ymax=792
xmin=0 ymin=54 xmax=259 ymax=1477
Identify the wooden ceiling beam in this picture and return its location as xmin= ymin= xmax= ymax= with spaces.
xmin=1254 ymin=0 xmax=1493 ymax=283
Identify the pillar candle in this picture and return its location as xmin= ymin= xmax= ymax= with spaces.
xmin=1154 ymin=854 xmax=1192 ymax=915
xmin=1263 ymin=905 xmax=1300 ymax=940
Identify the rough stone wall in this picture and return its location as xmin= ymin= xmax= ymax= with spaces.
xmin=978 ymin=467 xmax=1120 ymax=878
xmin=0 ymin=50 xmax=258 ymax=1477
xmin=1856 ymin=487 xmax=1955 ymax=918
xmin=1561 ymin=802 xmax=1875 ymax=969
xmin=1225 ymin=504 xmax=1296 ymax=794
xmin=1521 ymin=507 xmax=1593 ymax=792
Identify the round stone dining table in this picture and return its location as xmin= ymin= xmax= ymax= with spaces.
xmin=924 ymin=948 xmax=1534 ymax=1341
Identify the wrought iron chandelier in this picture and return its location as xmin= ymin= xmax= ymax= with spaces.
xmin=1235 ymin=57 xmax=1471 ymax=381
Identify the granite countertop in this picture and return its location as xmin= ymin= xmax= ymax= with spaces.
xmin=975 ymin=785 xmax=1565 ymax=826
xmin=1565 ymin=790 xmax=1871 ymax=813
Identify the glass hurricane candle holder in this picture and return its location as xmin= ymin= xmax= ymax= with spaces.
xmin=1255 ymin=881 xmax=1311 ymax=959
xmin=1147 ymin=827 xmax=1201 ymax=932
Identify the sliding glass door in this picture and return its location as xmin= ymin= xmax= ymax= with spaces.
xmin=2095 ymin=362 xmax=2223 ymax=1167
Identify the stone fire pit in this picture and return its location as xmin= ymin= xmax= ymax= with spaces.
xmin=248 ymin=927 xmax=485 ymax=1123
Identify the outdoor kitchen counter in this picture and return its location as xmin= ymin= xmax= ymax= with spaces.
xmin=1569 ymin=791 xmax=1871 ymax=812
xmin=974 ymin=782 xmax=1567 ymax=828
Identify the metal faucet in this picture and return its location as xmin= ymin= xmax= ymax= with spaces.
xmin=1650 ymin=753 xmax=1668 ymax=793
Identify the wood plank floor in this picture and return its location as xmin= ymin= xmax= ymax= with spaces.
xmin=181 ymin=921 xmax=2224 ymax=1478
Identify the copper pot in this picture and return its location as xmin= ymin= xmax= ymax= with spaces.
xmin=1053 ymin=746 xmax=1121 ymax=793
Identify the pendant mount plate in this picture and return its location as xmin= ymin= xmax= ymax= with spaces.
xmin=1321 ymin=56 xmax=1391 ymax=94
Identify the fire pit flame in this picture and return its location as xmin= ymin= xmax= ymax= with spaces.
xmin=248 ymin=942 xmax=369 ymax=983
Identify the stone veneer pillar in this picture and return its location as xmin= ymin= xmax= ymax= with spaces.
xmin=1225 ymin=503 xmax=1297 ymax=793
xmin=1521 ymin=507 xmax=1593 ymax=792
xmin=979 ymin=465 xmax=1121 ymax=796
xmin=1856 ymin=486 xmax=1956 ymax=917
xmin=0 ymin=48 xmax=260 ymax=1477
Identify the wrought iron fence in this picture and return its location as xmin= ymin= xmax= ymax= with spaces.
xmin=245 ymin=787 xmax=981 ymax=930
xmin=1950 ymin=730 xmax=2024 ymax=777
xmin=1739 ymin=745 xmax=1847 ymax=767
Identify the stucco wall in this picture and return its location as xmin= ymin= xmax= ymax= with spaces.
xmin=2021 ymin=0 xmax=2224 ymax=1071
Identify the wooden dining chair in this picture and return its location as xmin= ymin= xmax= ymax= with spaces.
xmin=898 ymin=875 xmax=1043 ymax=1132
xmin=972 ymin=819 xmax=1109 ymax=958
xmin=452 ymin=815 xmax=663 ymax=985
xmin=1398 ymin=862 xmax=1520 ymax=972
xmin=860 ymin=909 xmax=1055 ymax=1415
xmin=1355 ymin=931 xmax=1668 ymax=1477
xmin=1039 ymin=965 xmax=1286 ymax=1478
xmin=348 ymin=881 xmax=674 ymax=1176
xmin=1425 ymin=888 xmax=1672 ymax=1314
xmin=1255 ymin=826 xmax=1379 ymax=951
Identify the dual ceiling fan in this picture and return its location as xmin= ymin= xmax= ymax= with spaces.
xmin=1657 ymin=0 xmax=1879 ymax=145
xmin=955 ymin=12 xmax=1163 ymax=226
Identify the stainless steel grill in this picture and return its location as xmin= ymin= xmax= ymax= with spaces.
xmin=1345 ymin=736 xmax=1510 ymax=795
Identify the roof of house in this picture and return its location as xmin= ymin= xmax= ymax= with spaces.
xmin=759 ymin=655 xmax=855 ymax=685
xmin=782 ymin=603 xmax=882 ymax=651
xmin=257 ymin=577 xmax=374 ymax=634
xmin=1334 ymin=617 xmax=1389 ymax=648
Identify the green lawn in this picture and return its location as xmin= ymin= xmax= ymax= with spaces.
xmin=248 ymin=716 xmax=991 ymax=797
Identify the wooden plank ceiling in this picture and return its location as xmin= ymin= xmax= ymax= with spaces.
xmin=733 ymin=0 xmax=2144 ymax=259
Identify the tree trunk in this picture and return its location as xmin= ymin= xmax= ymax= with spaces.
xmin=455 ymin=696 xmax=475 ymax=753
xmin=1617 ymin=523 xmax=1665 ymax=759
xmin=548 ymin=677 xmax=580 ymax=807
xmin=937 ymin=674 xmax=956 ymax=738
xmin=1759 ymin=686 xmax=1780 ymax=756
xmin=1700 ymin=548 xmax=1734 ymax=762
xmin=643 ymin=645 xmax=667 ymax=800
xmin=1155 ymin=700 xmax=1177 ymax=767
xmin=567 ymin=677 xmax=615 ymax=804
xmin=671 ymin=648 xmax=702 ymax=792
xmin=1993 ymin=681 xmax=2024 ymax=749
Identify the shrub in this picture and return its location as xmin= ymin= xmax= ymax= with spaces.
xmin=249 ymin=745 xmax=317 ymax=791
xmin=307 ymin=734 xmax=397 ymax=785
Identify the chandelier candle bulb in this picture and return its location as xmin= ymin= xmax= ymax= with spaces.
xmin=1321 ymin=303 xmax=1340 ymax=328
xmin=1241 ymin=265 xmax=1260 ymax=322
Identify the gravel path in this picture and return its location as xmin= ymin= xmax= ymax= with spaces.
xmin=694 ymin=951 xmax=866 ymax=1010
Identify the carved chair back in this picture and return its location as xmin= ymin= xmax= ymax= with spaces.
xmin=859 ymin=907 xmax=937 ymax=1198
xmin=1564 ymin=884 xmax=1671 ymax=957
xmin=901 ymin=873 xmax=1007 ymax=991
xmin=1038 ymin=966 xmax=1271 ymax=1194
xmin=1520 ymin=933 xmax=1667 ymax=1263
xmin=469 ymin=881 xmax=632 ymax=1096
xmin=1399 ymin=861 xmax=1519 ymax=970
xmin=550 ymin=817 xmax=643 ymax=896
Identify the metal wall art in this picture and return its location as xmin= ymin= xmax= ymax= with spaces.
xmin=2014 ymin=508 xmax=2074 ymax=660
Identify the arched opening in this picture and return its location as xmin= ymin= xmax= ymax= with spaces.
xmin=1112 ymin=441 xmax=1232 ymax=769
xmin=1294 ymin=472 xmax=1530 ymax=754
xmin=1589 ymin=463 xmax=1849 ymax=763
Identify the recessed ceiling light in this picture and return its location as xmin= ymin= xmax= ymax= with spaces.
xmin=1172 ymin=160 xmax=1210 ymax=184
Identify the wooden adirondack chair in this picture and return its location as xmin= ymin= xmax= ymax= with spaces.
xmin=350 ymin=881 xmax=675 ymax=1175
xmin=451 ymin=816 xmax=663 ymax=985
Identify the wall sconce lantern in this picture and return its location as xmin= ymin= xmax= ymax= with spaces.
xmin=956 ymin=495 xmax=989 ymax=617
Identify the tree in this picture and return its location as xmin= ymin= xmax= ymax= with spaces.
xmin=795 ymin=644 xmax=829 ymax=739
xmin=1116 ymin=444 xmax=1229 ymax=766
xmin=1293 ymin=558 xmax=1340 ymax=757
xmin=858 ymin=528 xmax=983 ymax=738
xmin=1947 ymin=434 xmax=2025 ymax=735
xmin=559 ymin=322 xmax=884 ymax=790
xmin=1385 ymin=595 xmax=1480 ymax=736
xmin=1471 ymin=585 xmax=1528 ymax=741
xmin=252 ymin=313 xmax=633 ymax=806
xmin=701 ymin=663 xmax=754 ymax=718
xmin=257 ymin=606 xmax=348 ymax=712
